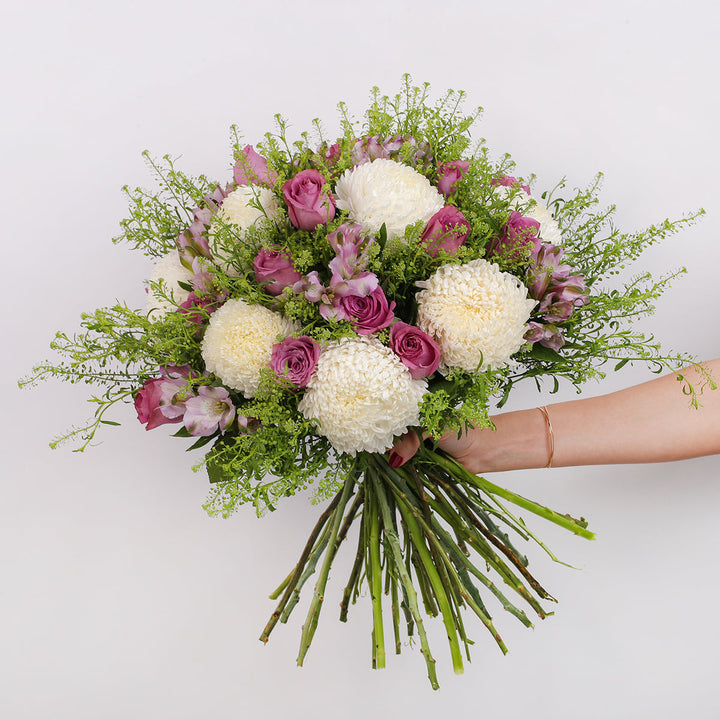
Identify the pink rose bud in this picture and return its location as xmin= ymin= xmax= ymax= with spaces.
xmin=282 ymin=169 xmax=336 ymax=231
xmin=270 ymin=336 xmax=321 ymax=388
xmin=491 ymin=175 xmax=531 ymax=195
xmin=253 ymin=247 xmax=303 ymax=295
xmin=178 ymin=293 xmax=224 ymax=328
xmin=487 ymin=211 xmax=541 ymax=261
xmin=421 ymin=206 xmax=471 ymax=257
xmin=389 ymin=322 xmax=441 ymax=379
xmin=437 ymin=160 xmax=471 ymax=197
xmin=233 ymin=145 xmax=277 ymax=187
xmin=339 ymin=286 xmax=395 ymax=335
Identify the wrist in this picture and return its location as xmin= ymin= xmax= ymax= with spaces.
xmin=475 ymin=409 xmax=551 ymax=472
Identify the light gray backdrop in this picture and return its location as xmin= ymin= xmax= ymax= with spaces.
xmin=3 ymin=1 xmax=719 ymax=718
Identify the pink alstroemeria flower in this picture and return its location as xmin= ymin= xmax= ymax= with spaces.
xmin=183 ymin=385 xmax=236 ymax=436
xmin=527 ymin=244 xmax=572 ymax=299
xmin=176 ymin=184 xmax=232 ymax=268
xmin=327 ymin=223 xmax=378 ymax=297
xmin=351 ymin=134 xmax=432 ymax=168
xmin=537 ymin=279 xmax=589 ymax=322
xmin=295 ymin=224 xmax=381 ymax=320
xmin=524 ymin=321 xmax=565 ymax=350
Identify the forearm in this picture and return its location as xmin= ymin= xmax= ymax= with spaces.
xmin=452 ymin=359 xmax=720 ymax=473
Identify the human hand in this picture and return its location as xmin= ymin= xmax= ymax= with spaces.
xmin=389 ymin=426 xmax=484 ymax=473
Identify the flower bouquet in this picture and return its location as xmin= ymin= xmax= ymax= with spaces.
xmin=25 ymin=78 xmax=705 ymax=688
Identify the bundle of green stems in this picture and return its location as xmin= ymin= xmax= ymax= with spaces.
xmin=261 ymin=445 xmax=593 ymax=689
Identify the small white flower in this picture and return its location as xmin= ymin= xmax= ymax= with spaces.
xmin=209 ymin=186 xmax=280 ymax=275
xmin=201 ymin=299 xmax=298 ymax=397
xmin=416 ymin=259 xmax=537 ymax=372
xmin=298 ymin=337 xmax=427 ymax=455
xmin=146 ymin=250 xmax=194 ymax=320
xmin=335 ymin=158 xmax=444 ymax=240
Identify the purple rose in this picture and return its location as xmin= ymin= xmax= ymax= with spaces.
xmin=339 ymin=286 xmax=395 ymax=335
xmin=270 ymin=336 xmax=321 ymax=388
xmin=487 ymin=211 xmax=541 ymax=261
xmin=282 ymin=169 xmax=336 ymax=231
xmin=253 ymin=247 xmax=303 ymax=295
xmin=437 ymin=160 xmax=471 ymax=197
xmin=134 ymin=366 xmax=195 ymax=430
xmin=389 ymin=322 xmax=441 ymax=379
xmin=134 ymin=378 xmax=182 ymax=430
xmin=233 ymin=145 xmax=277 ymax=187
xmin=421 ymin=206 xmax=471 ymax=257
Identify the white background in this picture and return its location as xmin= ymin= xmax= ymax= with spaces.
xmin=3 ymin=1 xmax=720 ymax=718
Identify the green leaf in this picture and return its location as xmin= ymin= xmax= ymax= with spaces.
xmin=186 ymin=435 xmax=217 ymax=452
xmin=528 ymin=345 xmax=564 ymax=363
xmin=614 ymin=358 xmax=630 ymax=371
xmin=378 ymin=223 xmax=388 ymax=249
xmin=206 ymin=460 xmax=229 ymax=484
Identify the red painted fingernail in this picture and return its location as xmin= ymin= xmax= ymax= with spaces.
xmin=389 ymin=452 xmax=403 ymax=468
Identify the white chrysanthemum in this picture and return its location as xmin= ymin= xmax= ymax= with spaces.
xmin=201 ymin=299 xmax=298 ymax=397
xmin=335 ymin=158 xmax=444 ymax=240
xmin=209 ymin=186 xmax=280 ymax=275
xmin=416 ymin=259 xmax=537 ymax=372
xmin=524 ymin=200 xmax=562 ymax=245
xmin=146 ymin=250 xmax=194 ymax=320
xmin=298 ymin=337 xmax=427 ymax=455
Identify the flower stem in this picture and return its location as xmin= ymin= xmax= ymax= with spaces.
xmin=387 ymin=479 xmax=464 ymax=675
xmin=426 ymin=448 xmax=595 ymax=540
xmin=370 ymin=471 xmax=439 ymax=690
xmin=260 ymin=489 xmax=343 ymax=643
xmin=297 ymin=474 xmax=356 ymax=666
xmin=365 ymin=474 xmax=386 ymax=669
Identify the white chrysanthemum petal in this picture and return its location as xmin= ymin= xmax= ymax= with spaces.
xmin=146 ymin=250 xmax=194 ymax=320
xmin=201 ymin=299 xmax=298 ymax=397
xmin=524 ymin=200 xmax=562 ymax=245
xmin=209 ymin=186 xmax=280 ymax=275
xmin=416 ymin=259 xmax=537 ymax=372
xmin=335 ymin=159 xmax=444 ymax=240
xmin=298 ymin=337 xmax=427 ymax=455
